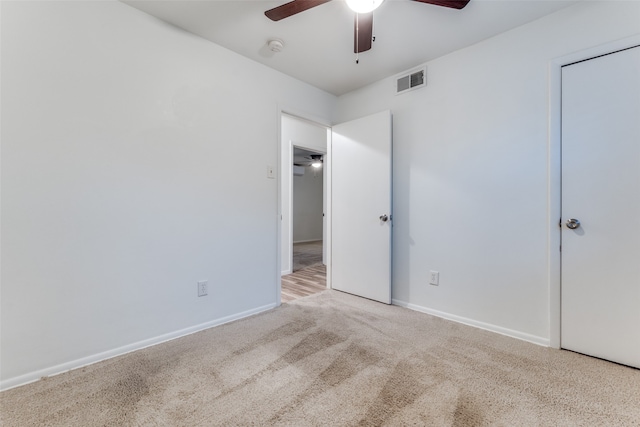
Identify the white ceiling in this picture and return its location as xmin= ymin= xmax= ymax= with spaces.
xmin=122 ymin=0 xmax=577 ymax=96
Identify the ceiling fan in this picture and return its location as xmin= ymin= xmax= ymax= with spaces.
xmin=265 ymin=0 xmax=470 ymax=56
xmin=294 ymin=154 xmax=324 ymax=168
xmin=301 ymin=154 xmax=324 ymax=168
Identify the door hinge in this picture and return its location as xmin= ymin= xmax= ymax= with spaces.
xmin=559 ymin=218 xmax=562 ymax=228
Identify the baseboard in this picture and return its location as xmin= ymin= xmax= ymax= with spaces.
xmin=292 ymin=239 xmax=322 ymax=244
xmin=392 ymin=299 xmax=549 ymax=347
xmin=0 ymin=302 xmax=277 ymax=391
xmin=281 ymin=269 xmax=292 ymax=276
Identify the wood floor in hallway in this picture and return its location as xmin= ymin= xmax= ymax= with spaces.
xmin=281 ymin=264 xmax=326 ymax=303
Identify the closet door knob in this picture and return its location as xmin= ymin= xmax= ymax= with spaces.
xmin=566 ymin=218 xmax=581 ymax=229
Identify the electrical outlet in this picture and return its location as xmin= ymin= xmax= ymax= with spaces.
xmin=429 ymin=271 xmax=439 ymax=286
xmin=197 ymin=280 xmax=208 ymax=297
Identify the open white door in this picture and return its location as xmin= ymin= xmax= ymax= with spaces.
xmin=331 ymin=110 xmax=392 ymax=304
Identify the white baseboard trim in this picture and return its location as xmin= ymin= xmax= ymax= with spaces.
xmin=392 ymin=299 xmax=549 ymax=347
xmin=292 ymin=239 xmax=322 ymax=244
xmin=281 ymin=269 xmax=292 ymax=276
xmin=0 ymin=302 xmax=277 ymax=391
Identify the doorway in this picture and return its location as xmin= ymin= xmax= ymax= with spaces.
xmin=282 ymin=147 xmax=327 ymax=302
xmin=280 ymin=114 xmax=329 ymax=303
xmin=559 ymin=45 xmax=640 ymax=368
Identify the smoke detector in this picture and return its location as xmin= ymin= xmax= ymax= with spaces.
xmin=268 ymin=39 xmax=284 ymax=53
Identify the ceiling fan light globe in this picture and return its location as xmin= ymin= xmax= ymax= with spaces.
xmin=311 ymin=161 xmax=322 ymax=168
xmin=346 ymin=0 xmax=384 ymax=14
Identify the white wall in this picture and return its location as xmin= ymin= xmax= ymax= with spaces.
xmin=293 ymin=166 xmax=324 ymax=243
xmin=334 ymin=1 xmax=640 ymax=344
xmin=0 ymin=0 xmax=335 ymax=388
xmin=280 ymin=115 xmax=327 ymax=274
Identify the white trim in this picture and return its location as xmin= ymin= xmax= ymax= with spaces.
xmin=286 ymin=139 xmax=293 ymax=278
xmin=325 ymin=127 xmax=332 ymax=289
xmin=392 ymin=299 xmax=550 ymax=347
xmin=275 ymin=105 xmax=283 ymax=305
xmin=547 ymin=34 xmax=640 ymax=350
xmin=0 ymin=303 xmax=276 ymax=391
xmin=548 ymin=55 xmax=563 ymax=350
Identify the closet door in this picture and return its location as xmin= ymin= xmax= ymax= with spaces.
xmin=561 ymin=46 xmax=640 ymax=368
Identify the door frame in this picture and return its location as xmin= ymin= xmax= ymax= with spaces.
xmin=276 ymin=107 xmax=332 ymax=306
xmin=548 ymin=34 xmax=640 ymax=349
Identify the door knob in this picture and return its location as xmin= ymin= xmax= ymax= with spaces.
xmin=566 ymin=218 xmax=581 ymax=229
xmin=379 ymin=214 xmax=389 ymax=222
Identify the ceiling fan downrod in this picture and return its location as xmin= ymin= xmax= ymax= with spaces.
xmin=355 ymin=13 xmax=360 ymax=64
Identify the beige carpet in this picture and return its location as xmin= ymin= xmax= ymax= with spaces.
xmin=2 ymin=290 xmax=639 ymax=426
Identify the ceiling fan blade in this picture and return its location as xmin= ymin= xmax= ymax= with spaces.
xmin=411 ymin=0 xmax=470 ymax=10
xmin=354 ymin=12 xmax=373 ymax=53
xmin=265 ymin=0 xmax=333 ymax=21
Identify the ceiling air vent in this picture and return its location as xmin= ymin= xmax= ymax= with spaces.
xmin=396 ymin=68 xmax=426 ymax=95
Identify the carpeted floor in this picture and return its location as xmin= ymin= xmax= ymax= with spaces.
xmin=1 ymin=290 xmax=639 ymax=426
xmin=292 ymin=241 xmax=323 ymax=272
